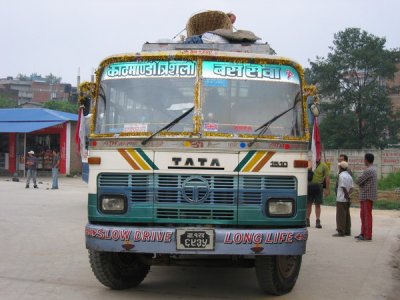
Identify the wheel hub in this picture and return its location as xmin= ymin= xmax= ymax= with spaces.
xmin=277 ymin=255 xmax=297 ymax=278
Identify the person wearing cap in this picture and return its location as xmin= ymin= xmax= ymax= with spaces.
xmin=26 ymin=150 xmax=38 ymax=189
xmin=333 ymin=161 xmax=353 ymax=237
xmin=335 ymin=154 xmax=353 ymax=194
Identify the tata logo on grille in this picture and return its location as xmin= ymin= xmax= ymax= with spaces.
xmin=182 ymin=176 xmax=209 ymax=203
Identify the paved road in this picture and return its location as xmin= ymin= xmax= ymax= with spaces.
xmin=0 ymin=177 xmax=399 ymax=300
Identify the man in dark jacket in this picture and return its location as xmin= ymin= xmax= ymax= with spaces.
xmin=26 ymin=150 xmax=38 ymax=189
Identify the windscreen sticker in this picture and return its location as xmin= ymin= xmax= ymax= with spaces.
xmin=233 ymin=125 xmax=253 ymax=132
xmin=202 ymin=61 xmax=300 ymax=84
xmin=123 ymin=123 xmax=148 ymax=132
xmin=103 ymin=61 xmax=196 ymax=79
xmin=203 ymin=122 xmax=219 ymax=132
xmin=203 ymin=78 xmax=228 ymax=87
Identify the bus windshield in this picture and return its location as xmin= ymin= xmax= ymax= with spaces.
xmin=95 ymin=60 xmax=304 ymax=138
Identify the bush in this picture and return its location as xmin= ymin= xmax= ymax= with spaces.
xmin=42 ymin=100 xmax=78 ymax=114
xmin=378 ymin=172 xmax=400 ymax=190
xmin=320 ymin=178 xmax=400 ymax=210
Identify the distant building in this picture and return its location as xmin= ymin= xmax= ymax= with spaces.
xmin=388 ymin=63 xmax=400 ymax=110
xmin=0 ymin=79 xmax=31 ymax=104
xmin=0 ymin=77 xmax=73 ymax=105
xmin=328 ymin=64 xmax=400 ymax=111
xmin=31 ymin=81 xmax=71 ymax=103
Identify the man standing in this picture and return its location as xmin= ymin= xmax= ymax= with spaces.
xmin=335 ymin=154 xmax=353 ymax=217
xmin=333 ymin=161 xmax=353 ymax=237
xmin=336 ymin=154 xmax=352 ymax=194
xmin=355 ymin=153 xmax=377 ymax=241
xmin=338 ymin=154 xmax=349 ymax=165
xmin=307 ymin=159 xmax=330 ymax=228
xmin=51 ymin=148 xmax=60 ymax=190
xmin=26 ymin=150 xmax=38 ymax=189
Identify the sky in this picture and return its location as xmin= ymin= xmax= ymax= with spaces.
xmin=1 ymin=0 xmax=400 ymax=85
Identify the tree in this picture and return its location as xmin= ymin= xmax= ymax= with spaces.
xmin=45 ymin=73 xmax=62 ymax=84
xmin=42 ymin=100 xmax=78 ymax=114
xmin=0 ymin=95 xmax=17 ymax=108
xmin=16 ymin=73 xmax=29 ymax=81
xmin=307 ymin=28 xmax=400 ymax=149
xmin=16 ymin=73 xmax=62 ymax=83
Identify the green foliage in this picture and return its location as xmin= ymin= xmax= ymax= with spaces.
xmin=308 ymin=28 xmax=400 ymax=149
xmin=378 ymin=172 xmax=400 ymax=190
xmin=324 ymin=172 xmax=400 ymax=209
xmin=322 ymin=181 xmax=400 ymax=210
xmin=374 ymin=200 xmax=400 ymax=210
xmin=16 ymin=73 xmax=30 ymax=81
xmin=0 ymin=95 xmax=18 ymax=108
xmin=42 ymin=100 xmax=78 ymax=114
xmin=16 ymin=73 xmax=62 ymax=83
xmin=45 ymin=73 xmax=62 ymax=84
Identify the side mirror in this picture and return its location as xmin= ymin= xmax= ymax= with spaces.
xmin=79 ymin=82 xmax=96 ymax=116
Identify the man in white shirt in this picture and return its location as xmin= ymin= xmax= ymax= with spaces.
xmin=333 ymin=161 xmax=353 ymax=237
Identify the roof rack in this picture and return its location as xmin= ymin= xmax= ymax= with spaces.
xmin=142 ymin=42 xmax=273 ymax=54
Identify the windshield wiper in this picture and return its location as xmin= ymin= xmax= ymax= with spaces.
xmin=248 ymin=92 xmax=301 ymax=147
xmin=141 ymin=106 xmax=194 ymax=145
xmin=99 ymin=86 xmax=107 ymax=108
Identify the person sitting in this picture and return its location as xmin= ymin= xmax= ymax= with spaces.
xmin=226 ymin=12 xmax=236 ymax=24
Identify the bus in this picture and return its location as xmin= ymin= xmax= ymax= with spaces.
xmin=83 ymin=41 xmax=311 ymax=295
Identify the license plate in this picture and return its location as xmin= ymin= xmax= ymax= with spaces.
xmin=176 ymin=228 xmax=214 ymax=250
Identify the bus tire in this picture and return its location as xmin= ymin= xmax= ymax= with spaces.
xmin=255 ymin=255 xmax=302 ymax=295
xmin=89 ymin=250 xmax=150 ymax=290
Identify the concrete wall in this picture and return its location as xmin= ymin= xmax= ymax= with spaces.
xmin=320 ymin=149 xmax=400 ymax=179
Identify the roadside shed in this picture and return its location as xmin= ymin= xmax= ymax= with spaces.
xmin=0 ymin=108 xmax=80 ymax=176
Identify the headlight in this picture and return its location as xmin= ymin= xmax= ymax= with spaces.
xmin=100 ymin=195 xmax=127 ymax=214
xmin=267 ymin=199 xmax=294 ymax=217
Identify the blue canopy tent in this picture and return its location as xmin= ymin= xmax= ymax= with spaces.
xmin=0 ymin=108 xmax=77 ymax=132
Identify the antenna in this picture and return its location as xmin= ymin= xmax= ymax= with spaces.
xmin=77 ymin=67 xmax=81 ymax=92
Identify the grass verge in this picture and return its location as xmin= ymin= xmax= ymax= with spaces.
xmin=321 ymin=179 xmax=400 ymax=210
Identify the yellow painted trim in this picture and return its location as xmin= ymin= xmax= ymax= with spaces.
xmin=118 ymin=149 xmax=140 ymax=170
xmin=242 ymin=151 xmax=266 ymax=172
xmin=127 ymin=149 xmax=151 ymax=170
xmin=253 ymin=151 xmax=275 ymax=172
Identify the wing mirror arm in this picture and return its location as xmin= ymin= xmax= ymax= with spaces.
xmin=79 ymin=82 xmax=96 ymax=116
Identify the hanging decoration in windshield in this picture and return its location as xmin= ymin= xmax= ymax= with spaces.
xmin=202 ymin=61 xmax=299 ymax=84
xmin=103 ymin=61 xmax=196 ymax=79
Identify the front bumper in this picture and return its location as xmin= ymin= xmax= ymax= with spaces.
xmin=86 ymin=224 xmax=308 ymax=255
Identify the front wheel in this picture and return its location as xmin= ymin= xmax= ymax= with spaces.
xmin=255 ymin=255 xmax=302 ymax=295
xmin=89 ymin=250 xmax=150 ymax=289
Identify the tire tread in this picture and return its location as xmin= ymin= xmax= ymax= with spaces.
xmin=255 ymin=255 xmax=301 ymax=296
xmin=89 ymin=250 xmax=150 ymax=290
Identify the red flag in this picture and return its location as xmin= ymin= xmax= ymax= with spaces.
xmin=75 ymin=107 xmax=83 ymax=154
xmin=311 ymin=116 xmax=321 ymax=171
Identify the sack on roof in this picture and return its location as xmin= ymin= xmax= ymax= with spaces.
xmin=211 ymin=29 xmax=261 ymax=43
